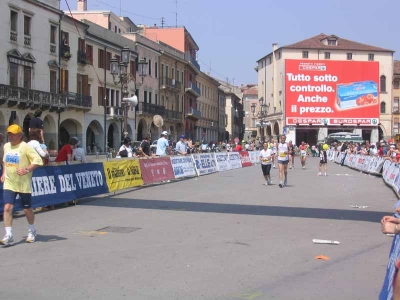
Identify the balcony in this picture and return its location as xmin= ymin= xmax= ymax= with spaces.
xmin=50 ymin=44 xmax=57 ymax=55
xmin=186 ymin=107 xmax=201 ymax=120
xmin=24 ymin=35 xmax=31 ymax=47
xmin=185 ymin=82 xmax=201 ymax=98
xmin=138 ymin=102 xmax=165 ymax=116
xmin=165 ymin=109 xmax=183 ymax=122
xmin=393 ymin=108 xmax=400 ymax=114
xmin=184 ymin=52 xmax=200 ymax=72
xmin=77 ymin=50 xmax=90 ymax=65
xmin=160 ymin=77 xmax=182 ymax=90
xmin=0 ymin=84 xmax=64 ymax=109
xmin=10 ymin=31 xmax=17 ymax=43
xmin=62 ymin=92 xmax=92 ymax=109
xmin=107 ymin=106 xmax=124 ymax=118
xmin=60 ymin=44 xmax=71 ymax=60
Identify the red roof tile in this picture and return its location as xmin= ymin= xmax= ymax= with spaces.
xmin=284 ymin=33 xmax=393 ymax=52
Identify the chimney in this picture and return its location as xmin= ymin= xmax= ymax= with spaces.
xmin=272 ymin=43 xmax=278 ymax=52
xmin=77 ymin=0 xmax=87 ymax=11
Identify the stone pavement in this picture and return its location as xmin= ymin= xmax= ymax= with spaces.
xmin=0 ymin=157 xmax=397 ymax=300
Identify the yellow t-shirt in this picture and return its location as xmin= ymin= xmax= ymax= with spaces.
xmin=3 ymin=141 xmax=43 ymax=193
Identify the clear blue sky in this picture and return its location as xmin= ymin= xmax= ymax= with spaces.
xmin=61 ymin=0 xmax=400 ymax=86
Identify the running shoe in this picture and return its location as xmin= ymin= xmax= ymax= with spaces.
xmin=26 ymin=229 xmax=37 ymax=243
xmin=268 ymin=180 xmax=272 ymax=185
xmin=284 ymin=178 xmax=287 ymax=186
xmin=279 ymin=182 xmax=283 ymax=188
xmin=0 ymin=235 xmax=14 ymax=246
xmin=273 ymin=165 xmax=276 ymax=169
xmin=302 ymin=166 xmax=305 ymax=169
xmin=324 ymin=173 xmax=327 ymax=177
xmin=317 ymin=172 xmax=322 ymax=176
xmin=264 ymin=182 xmax=269 ymax=186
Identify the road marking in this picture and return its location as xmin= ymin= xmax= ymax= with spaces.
xmin=232 ymin=291 xmax=263 ymax=299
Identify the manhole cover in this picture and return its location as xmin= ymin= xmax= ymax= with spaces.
xmin=97 ymin=226 xmax=141 ymax=233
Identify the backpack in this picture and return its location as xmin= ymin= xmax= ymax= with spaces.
xmin=119 ymin=146 xmax=128 ymax=157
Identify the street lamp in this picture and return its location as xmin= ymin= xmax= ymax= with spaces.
xmin=251 ymin=97 xmax=270 ymax=143
xmin=110 ymin=47 xmax=148 ymax=139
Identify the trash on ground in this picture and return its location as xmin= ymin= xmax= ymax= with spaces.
xmin=315 ymin=255 xmax=330 ymax=260
xmin=312 ymin=239 xmax=341 ymax=245
xmin=350 ymin=205 xmax=370 ymax=209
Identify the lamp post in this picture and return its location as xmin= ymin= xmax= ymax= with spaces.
xmin=251 ymin=97 xmax=270 ymax=143
xmin=110 ymin=46 xmax=148 ymax=140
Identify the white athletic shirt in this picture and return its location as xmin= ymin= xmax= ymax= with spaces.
xmin=271 ymin=144 xmax=277 ymax=153
xmin=260 ymin=149 xmax=273 ymax=165
xmin=277 ymin=143 xmax=289 ymax=161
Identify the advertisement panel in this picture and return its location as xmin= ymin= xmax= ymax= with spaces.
xmin=170 ymin=156 xmax=197 ymax=178
xmin=103 ymin=160 xmax=143 ymax=192
xmin=285 ymin=60 xmax=380 ymax=126
xmin=228 ymin=152 xmax=242 ymax=169
xmin=192 ymin=153 xmax=218 ymax=176
xmin=139 ymin=157 xmax=175 ymax=184
xmin=215 ymin=153 xmax=232 ymax=172
xmin=239 ymin=151 xmax=252 ymax=167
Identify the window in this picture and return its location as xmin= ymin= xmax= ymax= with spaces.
xmin=23 ymin=66 xmax=31 ymax=89
xmin=277 ymin=52 xmax=281 ymax=59
xmin=50 ymin=70 xmax=57 ymax=93
xmin=261 ymin=61 xmax=264 ymax=68
xmin=394 ymin=80 xmax=399 ymax=89
xmin=347 ymin=53 xmax=352 ymax=60
xmin=61 ymin=31 xmax=69 ymax=45
xmin=116 ymin=90 xmax=120 ymax=107
xmin=149 ymin=92 xmax=152 ymax=104
xmin=98 ymin=86 xmax=104 ymax=106
xmin=144 ymin=91 xmax=148 ymax=103
xmin=380 ymin=75 xmax=386 ymax=92
xmin=86 ymin=44 xmax=93 ymax=64
xmin=114 ymin=25 xmax=117 ymax=33
xmin=110 ymin=89 xmax=115 ymax=106
xmin=24 ymin=15 xmax=31 ymax=36
xmin=172 ymin=67 xmax=175 ymax=79
xmin=77 ymin=74 xmax=89 ymax=96
xmin=10 ymin=11 xmax=18 ymax=32
xmin=368 ymin=54 xmax=374 ymax=61
xmin=166 ymin=66 xmax=169 ymax=78
xmin=161 ymin=95 xmax=165 ymax=106
xmin=9 ymin=63 xmax=18 ymax=86
xmin=394 ymin=97 xmax=399 ymax=112
xmin=155 ymin=62 xmax=158 ymax=78
xmin=50 ymin=25 xmax=57 ymax=44
xmin=61 ymin=68 xmax=69 ymax=92
xmin=269 ymin=56 xmax=272 ymax=64
xmin=130 ymin=60 xmax=136 ymax=77
xmin=98 ymin=49 xmax=105 ymax=68
xmin=381 ymin=101 xmax=386 ymax=113
xmin=328 ymin=39 xmax=336 ymax=46
xmin=324 ymin=52 xmax=331 ymax=59
xmin=148 ymin=59 xmax=152 ymax=76
xmin=78 ymin=38 xmax=85 ymax=52
xmin=302 ymin=51 xmax=308 ymax=59
xmin=182 ymin=71 xmax=184 ymax=85
xmin=155 ymin=94 xmax=158 ymax=105
xmin=106 ymin=52 xmax=111 ymax=71
xmin=118 ymin=28 xmax=121 ymax=33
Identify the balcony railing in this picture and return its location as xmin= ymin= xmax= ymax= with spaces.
xmin=0 ymin=84 xmax=63 ymax=107
xmin=77 ymin=50 xmax=90 ymax=65
xmin=63 ymin=92 xmax=92 ymax=108
xmin=186 ymin=107 xmax=201 ymax=119
xmin=107 ymin=106 xmax=124 ymax=117
xmin=184 ymin=52 xmax=200 ymax=72
xmin=24 ymin=35 xmax=31 ymax=47
xmin=165 ymin=109 xmax=183 ymax=121
xmin=160 ymin=77 xmax=182 ymax=90
xmin=50 ymin=44 xmax=57 ymax=54
xmin=10 ymin=31 xmax=17 ymax=42
xmin=393 ymin=108 xmax=399 ymax=114
xmin=60 ymin=44 xmax=71 ymax=60
xmin=138 ymin=102 xmax=165 ymax=116
xmin=185 ymin=82 xmax=201 ymax=97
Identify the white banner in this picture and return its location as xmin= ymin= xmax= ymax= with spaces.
xmin=249 ymin=151 xmax=260 ymax=164
xmin=191 ymin=153 xmax=218 ymax=176
xmin=215 ymin=153 xmax=232 ymax=172
xmin=170 ymin=156 xmax=197 ymax=178
xmin=228 ymin=152 xmax=242 ymax=169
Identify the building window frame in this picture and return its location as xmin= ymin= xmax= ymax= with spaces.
xmin=368 ymin=53 xmax=374 ymax=61
xmin=347 ymin=53 xmax=352 ymax=60
xmin=380 ymin=101 xmax=386 ymax=114
xmin=302 ymin=51 xmax=309 ymax=59
xmin=324 ymin=52 xmax=331 ymax=59
xmin=380 ymin=75 xmax=387 ymax=92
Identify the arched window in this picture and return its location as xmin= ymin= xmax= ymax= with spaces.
xmin=381 ymin=101 xmax=386 ymax=113
xmin=380 ymin=75 xmax=386 ymax=92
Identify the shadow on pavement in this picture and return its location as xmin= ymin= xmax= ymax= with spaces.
xmin=81 ymin=197 xmax=387 ymax=223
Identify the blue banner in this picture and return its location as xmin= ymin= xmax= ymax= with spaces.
xmin=0 ymin=163 xmax=109 ymax=212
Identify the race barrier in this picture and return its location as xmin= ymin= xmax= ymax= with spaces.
xmin=0 ymin=151 xmax=261 ymax=213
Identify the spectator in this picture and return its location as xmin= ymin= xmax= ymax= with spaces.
xmin=141 ymin=135 xmax=151 ymax=156
xmin=186 ymin=138 xmax=194 ymax=154
xmin=0 ymin=124 xmax=43 ymax=245
xmin=71 ymin=137 xmax=87 ymax=163
xmin=201 ymin=140 xmax=209 ymax=153
xmin=0 ymin=133 xmax=4 ymax=173
xmin=156 ymin=131 xmax=170 ymax=156
xmin=175 ymin=135 xmax=187 ymax=155
xmin=55 ymin=138 xmax=78 ymax=163
xmin=135 ymin=147 xmax=148 ymax=158
xmin=29 ymin=109 xmax=44 ymax=143
xmin=235 ymin=143 xmax=243 ymax=152
xmin=117 ymin=138 xmax=133 ymax=158
xmin=27 ymin=128 xmax=48 ymax=159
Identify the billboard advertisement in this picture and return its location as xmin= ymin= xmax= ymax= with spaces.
xmin=285 ymin=60 xmax=380 ymax=126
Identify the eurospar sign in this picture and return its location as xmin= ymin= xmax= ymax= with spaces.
xmin=285 ymin=60 xmax=380 ymax=126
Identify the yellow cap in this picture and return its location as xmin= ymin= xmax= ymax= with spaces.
xmin=323 ymin=144 xmax=329 ymax=150
xmin=7 ymin=124 xmax=22 ymax=134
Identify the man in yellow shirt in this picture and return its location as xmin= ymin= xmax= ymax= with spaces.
xmin=0 ymin=124 xmax=43 ymax=246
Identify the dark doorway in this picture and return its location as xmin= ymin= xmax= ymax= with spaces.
xmin=108 ymin=126 xmax=114 ymax=150
xmin=23 ymin=115 xmax=31 ymax=138
xmin=296 ymin=129 xmax=318 ymax=146
xmin=59 ymin=127 xmax=70 ymax=149
xmin=362 ymin=130 xmax=371 ymax=142
xmin=137 ymin=120 xmax=143 ymax=141
xmin=378 ymin=127 xmax=384 ymax=141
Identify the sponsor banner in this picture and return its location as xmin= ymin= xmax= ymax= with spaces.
xmin=192 ymin=153 xmax=218 ymax=176
xmin=103 ymin=160 xmax=143 ymax=192
xmin=170 ymin=156 xmax=196 ymax=178
xmin=0 ymin=163 xmax=109 ymax=212
xmin=249 ymin=151 xmax=260 ymax=164
xmin=215 ymin=153 xmax=232 ymax=172
xmin=229 ymin=152 xmax=242 ymax=169
xmin=394 ymin=170 xmax=400 ymax=195
xmin=379 ymin=234 xmax=400 ymax=300
xmin=285 ymin=60 xmax=380 ymax=126
xmin=140 ymin=157 xmax=175 ymax=184
xmin=239 ymin=151 xmax=252 ymax=167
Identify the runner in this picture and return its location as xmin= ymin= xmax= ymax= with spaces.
xmin=271 ymin=139 xmax=277 ymax=169
xmin=277 ymin=135 xmax=289 ymax=188
xmin=259 ymin=142 xmax=273 ymax=185
xmin=318 ymin=144 xmax=329 ymax=176
xmin=288 ymin=140 xmax=295 ymax=169
xmin=299 ymin=141 xmax=307 ymax=169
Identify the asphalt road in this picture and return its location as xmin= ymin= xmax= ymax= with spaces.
xmin=0 ymin=157 xmax=397 ymax=300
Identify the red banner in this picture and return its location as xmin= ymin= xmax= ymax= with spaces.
xmin=139 ymin=157 xmax=175 ymax=184
xmin=239 ymin=151 xmax=252 ymax=167
xmin=285 ymin=60 xmax=380 ymax=126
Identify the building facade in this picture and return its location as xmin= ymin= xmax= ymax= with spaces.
xmin=218 ymin=88 xmax=227 ymax=142
xmin=257 ymin=34 xmax=394 ymax=145
xmin=393 ymin=61 xmax=400 ymax=137
xmin=241 ymin=84 xmax=258 ymax=141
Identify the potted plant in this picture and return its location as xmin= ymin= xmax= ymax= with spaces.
xmin=63 ymin=51 xmax=72 ymax=60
